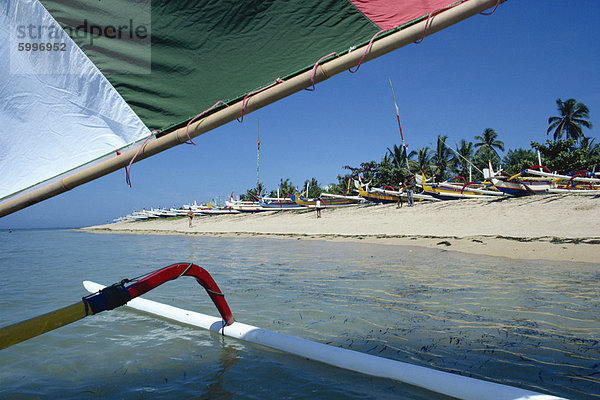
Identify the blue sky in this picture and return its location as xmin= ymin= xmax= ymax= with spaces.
xmin=2 ymin=0 xmax=599 ymax=229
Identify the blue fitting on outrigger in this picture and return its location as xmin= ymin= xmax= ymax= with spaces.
xmin=83 ymin=283 xmax=132 ymax=315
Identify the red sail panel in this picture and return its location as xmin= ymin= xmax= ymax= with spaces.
xmin=349 ymin=0 xmax=459 ymax=30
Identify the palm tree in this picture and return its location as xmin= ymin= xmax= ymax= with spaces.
xmin=240 ymin=182 xmax=265 ymax=201
xmin=270 ymin=178 xmax=294 ymax=197
xmin=387 ymin=144 xmax=415 ymax=170
xmin=409 ymin=147 xmax=432 ymax=175
xmin=450 ymin=139 xmax=474 ymax=178
xmin=579 ymin=137 xmax=600 ymax=158
xmin=303 ymin=177 xmax=321 ymax=198
xmin=376 ymin=153 xmax=399 ymax=187
xmin=547 ymin=98 xmax=593 ymax=141
xmin=431 ymin=135 xmax=451 ymax=180
xmin=474 ymin=128 xmax=504 ymax=158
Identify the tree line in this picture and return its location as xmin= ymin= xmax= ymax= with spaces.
xmin=241 ymin=98 xmax=597 ymax=200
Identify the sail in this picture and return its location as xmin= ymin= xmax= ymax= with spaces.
xmin=1 ymin=0 xmax=149 ymax=201
xmin=0 ymin=0 xmax=500 ymax=215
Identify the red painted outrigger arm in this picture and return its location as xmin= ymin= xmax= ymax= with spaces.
xmin=127 ymin=263 xmax=234 ymax=325
xmin=85 ymin=263 xmax=234 ymax=326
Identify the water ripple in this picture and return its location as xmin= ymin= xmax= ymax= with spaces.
xmin=0 ymin=231 xmax=598 ymax=399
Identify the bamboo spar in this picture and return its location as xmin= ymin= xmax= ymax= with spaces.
xmin=0 ymin=302 xmax=89 ymax=350
xmin=0 ymin=0 xmax=501 ymax=218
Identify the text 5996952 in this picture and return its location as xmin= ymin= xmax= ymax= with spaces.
xmin=18 ymin=42 xmax=66 ymax=51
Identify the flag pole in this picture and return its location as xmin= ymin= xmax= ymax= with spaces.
xmin=388 ymin=78 xmax=411 ymax=172
xmin=257 ymin=120 xmax=260 ymax=193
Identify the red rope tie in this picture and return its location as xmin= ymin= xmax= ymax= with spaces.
xmin=480 ymin=0 xmax=501 ymax=15
xmin=416 ymin=0 xmax=500 ymax=44
xmin=415 ymin=0 xmax=469 ymax=44
xmin=237 ymin=78 xmax=285 ymax=123
xmin=306 ymin=52 xmax=337 ymax=91
xmin=349 ymin=29 xmax=387 ymax=73
xmin=125 ymin=129 xmax=159 ymax=187
xmin=185 ymin=101 xmax=229 ymax=145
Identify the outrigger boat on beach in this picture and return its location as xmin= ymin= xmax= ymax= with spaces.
xmin=488 ymin=163 xmax=600 ymax=196
xmin=354 ymin=179 xmax=440 ymax=203
xmin=320 ymin=192 xmax=366 ymax=202
xmin=197 ymin=203 xmax=241 ymax=215
xmin=227 ymin=194 xmax=306 ymax=211
xmin=146 ymin=208 xmax=179 ymax=218
xmin=516 ymin=167 xmax=600 ymax=195
xmin=181 ymin=200 xmax=241 ymax=215
xmin=225 ymin=196 xmax=272 ymax=212
xmin=490 ymin=174 xmax=553 ymax=196
xmin=198 ymin=206 xmax=241 ymax=215
xmin=291 ymin=190 xmax=363 ymax=208
xmin=417 ymin=175 xmax=503 ymax=200
xmin=126 ymin=210 xmax=152 ymax=221
xmin=258 ymin=195 xmax=304 ymax=209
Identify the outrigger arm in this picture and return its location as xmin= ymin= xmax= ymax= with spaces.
xmin=0 ymin=263 xmax=233 ymax=350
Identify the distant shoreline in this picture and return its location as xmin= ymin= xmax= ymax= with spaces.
xmin=81 ymin=194 xmax=600 ymax=263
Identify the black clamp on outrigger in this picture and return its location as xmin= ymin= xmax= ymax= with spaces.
xmin=83 ymin=279 xmax=132 ymax=315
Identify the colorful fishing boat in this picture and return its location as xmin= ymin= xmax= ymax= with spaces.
xmin=485 ymin=161 xmax=553 ymax=196
xmin=417 ymin=175 xmax=503 ymax=200
xmin=197 ymin=204 xmax=241 ymax=215
xmin=225 ymin=197 xmax=271 ymax=212
xmin=523 ymin=168 xmax=600 ymax=195
xmin=486 ymin=164 xmax=599 ymax=196
xmin=355 ymin=180 xmax=440 ymax=203
xmin=259 ymin=196 xmax=306 ymax=210
xmin=490 ymin=176 xmax=552 ymax=196
xmin=178 ymin=200 xmax=240 ymax=215
xmin=291 ymin=191 xmax=362 ymax=208
xmin=145 ymin=208 xmax=179 ymax=218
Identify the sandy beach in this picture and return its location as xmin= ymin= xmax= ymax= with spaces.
xmin=82 ymin=194 xmax=600 ymax=263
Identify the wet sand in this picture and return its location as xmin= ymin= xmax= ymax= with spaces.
xmin=82 ymin=194 xmax=600 ymax=263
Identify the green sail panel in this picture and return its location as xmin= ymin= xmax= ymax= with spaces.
xmin=41 ymin=0 xmax=380 ymax=131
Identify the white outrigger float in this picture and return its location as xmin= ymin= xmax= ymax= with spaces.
xmin=81 ymin=274 xmax=562 ymax=400
xmin=0 ymin=262 xmax=563 ymax=399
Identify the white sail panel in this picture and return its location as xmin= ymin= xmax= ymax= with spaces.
xmin=0 ymin=0 xmax=149 ymax=200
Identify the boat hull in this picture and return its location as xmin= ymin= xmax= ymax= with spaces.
xmin=196 ymin=206 xmax=240 ymax=214
xmin=491 ymin=178 xmax=551 ymax=196
xmin=357 ymin=186 xmax=398 ymax=203
xmin=292 ymin=192 xmax=360 ymax=207
xmin=422 ymin=184 xmax=500 ymax=200
xmin=259 ymin=199 xmax=304 ymax=209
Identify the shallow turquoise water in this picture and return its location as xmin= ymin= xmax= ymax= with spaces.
xmin=0 ymin=229 xmax=598 ymax=399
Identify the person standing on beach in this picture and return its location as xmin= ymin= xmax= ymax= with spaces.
xmin=316 ymin=198 xmax=322 ymax=218
xmin=405 ymin=173 xmax=415 ymax=207
xmin=396 ymin=184 xmax=403 ymax=209
xmin=187 ymin=208 xmax=194 ymax=227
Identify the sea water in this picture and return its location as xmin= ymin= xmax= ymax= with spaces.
xmin=0 ymin=229 xmax=598 ymax=399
